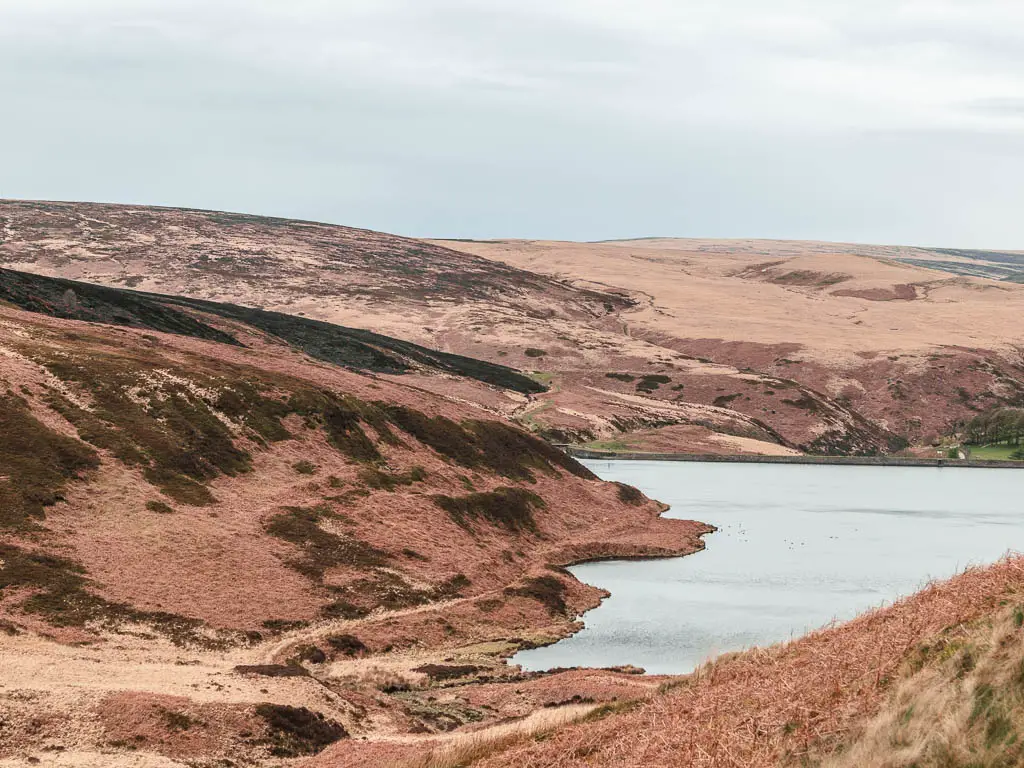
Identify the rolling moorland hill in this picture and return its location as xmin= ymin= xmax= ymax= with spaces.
xmin=0 ymin=269 xmax=709 ymax=765
xmin=436 ymin=237 xmax=1024 ymax=454
xmin=3 ymin=203 xmax=1024 ymax=767
xmin=3 ymin=268 xmax=1023 ymax=768
xmin=10 ymin=200 xmax=1024 ymax=457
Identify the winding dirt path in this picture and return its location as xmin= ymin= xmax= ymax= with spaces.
xmin=261 ymin=590 xmax=497 ymax=665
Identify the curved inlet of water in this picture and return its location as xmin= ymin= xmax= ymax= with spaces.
xmin=513 ymin=460 xmax=1023 ymax=675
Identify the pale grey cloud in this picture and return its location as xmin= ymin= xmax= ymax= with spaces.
xmin=1 ymin=0 xmax=1023 ymax=246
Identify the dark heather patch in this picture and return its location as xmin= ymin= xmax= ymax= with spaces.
xmin=288 ymin=390 xmax=395 ymax=463
xmin=325 ymin=634 xmax=368 ymax=657
xmin=234 ymin=664 xmax=309 ymax=678
xmin=0 ymin=543 xmax=215 ymax=644
xmin=466 ymin=420 xmax=596 ymax=481
xmin=39 ymin=354 xmax=401 ymax=500
xmin=432 ymin=488 xmax=544 ymax=533
xmin=158 ymin=708 xmax=202 ymax=732
xmin=504 ymin=575 xmax=569 ymax=615
xmin=381 ymin=406 xmax=479 ymax=467
xmin=211 ymin=380 xmax=293 ymax=443
xmin=383 ymin=405 xmax=595 ymax=481
xmin=261 ymin=618 xmax=310 ymax=633
xmin=413 ymin=664 xmax=482 ymax=681
xmin=614 ymin=482 xmax=645 ymax=506
xmin=0 ymin=266 xmax=239 ymax=345
xmin=31 ymin=336 xmax=553 ymax=507
xmin=434 ymin=573 xmax=471 ymax=598
xmin=712 ymin=393 xmax=743 ymax=407
xmin=0 ymin=394 xmax=99 ymax=530
xmin=636 ymin=374 xmax=671 ymax=393
xmin=0 ymin=619 xmax=21 ymax=636
xmin=0 ymin=266 xmax=543 ymax=394
xmin=142 ymin=468 xmax=217 ymax=506
xmin=318 ymin=600 xmax=370 ymax=620
xmin=325 ymin=569 xmax=462 ymax=613
xmin=781 ymin=394 xmax=821 ymax=413
xmin=264 ymin=505 xmax=389 ymax=580
xmin=41 ymin=354 xmax=253 ymax=505
xmin=323 ymin=488 xmax=370 ymax=506
xmin=253 ymin=704 xmax=347 ymax=757
xmin=295 ymin=645 xmax=327 ymax=664
xmin=357 ymin=465 xmax=426 ymax=491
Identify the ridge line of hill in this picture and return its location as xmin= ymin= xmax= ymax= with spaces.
xmin=0 ymin=266 xmax=543 ymax=394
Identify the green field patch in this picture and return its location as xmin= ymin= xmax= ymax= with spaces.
xmin=970 ymin=443 xmax=1024 ymax=461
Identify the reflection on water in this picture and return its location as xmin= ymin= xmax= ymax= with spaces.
xmin=513 ymin=461 xmax=1023 ymax=675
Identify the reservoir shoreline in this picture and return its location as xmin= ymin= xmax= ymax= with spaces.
xmin=565 ymin=447 xmax=1024 ymax=468
xmin=515 ymin=459 xmax=1024 ymax=674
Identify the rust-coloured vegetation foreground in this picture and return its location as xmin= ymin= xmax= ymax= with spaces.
xmin=471 ymin=557 xmax=1024 ymax=768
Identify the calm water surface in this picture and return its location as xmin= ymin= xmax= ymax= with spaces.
xmin=514 ymin=460 xmax=1023 ymax=675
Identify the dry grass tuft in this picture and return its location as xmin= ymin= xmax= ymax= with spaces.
xmin=403 ymin=704 xmax=598 ymax=768
xmin=809 ymin=600 xmax=1024 ymax=768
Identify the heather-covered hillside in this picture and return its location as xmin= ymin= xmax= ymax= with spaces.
xmin=0 ymin=277 xmax=707 ymax=765
xmin=4 ymin=199 xmax=998 ymax=457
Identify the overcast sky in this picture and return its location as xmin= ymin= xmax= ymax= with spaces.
xmin=2 ymin=1 xmax=1024 ymax=245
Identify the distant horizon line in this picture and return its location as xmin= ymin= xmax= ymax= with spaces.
xmin=2 ymin=196 xmax=1021 ymax=255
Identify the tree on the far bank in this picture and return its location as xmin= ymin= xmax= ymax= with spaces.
xmin=962 ymin=407 xmax=1024 ymax=446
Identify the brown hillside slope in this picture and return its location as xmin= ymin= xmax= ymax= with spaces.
xmin=437 ymin=238 xmax=1024 ymax=450
xmin=1 ymin=200 xmax=937 ymax=456
xmin=437 ymin=557 xmax=1024 ymax=768
xmin=0 ymin=200 xmax=625 ymax=338
xmin=0 ymin=294 xmax=708 ymax=766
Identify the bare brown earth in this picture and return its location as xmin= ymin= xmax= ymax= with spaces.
xmin=10 ymin=201 xmax=1024 ymax=457
xmin=0 ymin=297 xmax=709 ymax=766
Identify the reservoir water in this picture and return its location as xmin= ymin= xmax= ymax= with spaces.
xmin=513 ymin=460 xmax=1023 ymax=675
